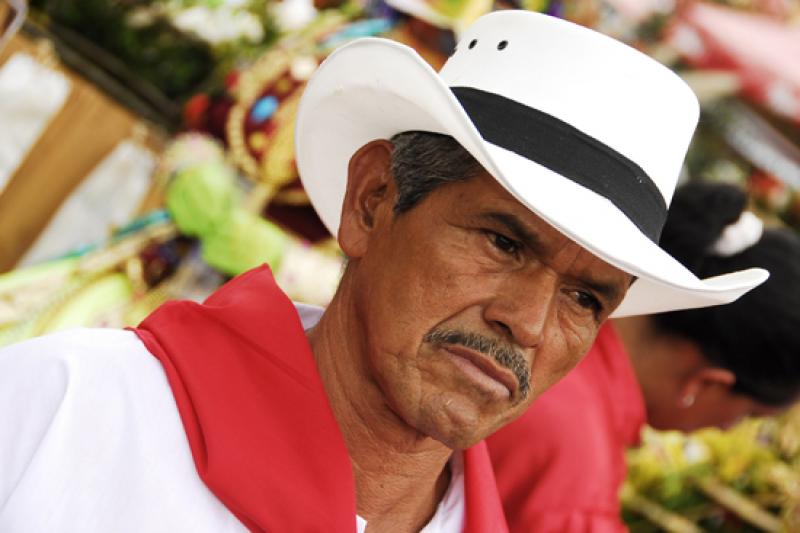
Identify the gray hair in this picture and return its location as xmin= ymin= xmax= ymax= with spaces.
xmin=390 ymin=131 xmax=483 ymax=214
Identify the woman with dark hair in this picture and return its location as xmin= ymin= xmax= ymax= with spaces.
xmin=487 ymin=181 xmax=800 ymax=532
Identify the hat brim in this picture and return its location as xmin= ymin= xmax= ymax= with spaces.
xmin=295 ymin=38 xmax=768 ymax=317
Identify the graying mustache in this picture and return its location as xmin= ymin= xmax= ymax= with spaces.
xmin=423 ymin=329 xmax=530 ymax=399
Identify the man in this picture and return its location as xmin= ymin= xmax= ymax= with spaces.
xmin=0 ymin=10 xmax=766 ymax=533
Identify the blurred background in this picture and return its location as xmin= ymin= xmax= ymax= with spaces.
xmin=0 ymin=0 xmax=798 ymax=530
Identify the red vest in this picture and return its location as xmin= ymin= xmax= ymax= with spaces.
xmin=134 ymin=266 xmax=507 ymax=532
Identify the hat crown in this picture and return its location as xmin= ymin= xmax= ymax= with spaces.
xmin=439 ymin=11 xmax=699 ymax=205
xmin=295 ymin=10 xmax=767 ymax=316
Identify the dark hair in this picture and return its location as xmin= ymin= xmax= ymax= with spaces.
xmin=390 ymin=131 xmax=482 ymax=213
xmin=653 ymin=181 xmax=800 ymax=406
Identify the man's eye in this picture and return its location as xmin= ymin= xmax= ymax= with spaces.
xmin=572 ymin=290 xmax=602 ymax=314
xmin=489 ymin=232 xmax=521 ymax=255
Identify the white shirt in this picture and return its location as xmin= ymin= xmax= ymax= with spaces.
xmin=355 ymin=453 xmax=465 ymax=533
xmin=0 ymin=307 xmax=465 ymax=532
xmin=0 ymin=328 xmax=244 ymax=533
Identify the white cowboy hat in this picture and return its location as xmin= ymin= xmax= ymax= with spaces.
xmin=295 ymin=10 xmax=768 ymax=317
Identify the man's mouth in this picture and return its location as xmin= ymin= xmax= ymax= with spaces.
xmin=440 ymin=345 xmax=520 ymax=401
xmin=424 ymin=328 xmax=531 ymax=400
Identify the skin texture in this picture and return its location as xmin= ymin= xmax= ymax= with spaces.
xmin=615 ymin=315 xmax=786 ymax=432
xmin=307 ymin=140 xmax=632 ymax=532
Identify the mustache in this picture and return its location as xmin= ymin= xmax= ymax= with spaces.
xmin=423 ymin=328 xmax=531 ymax=399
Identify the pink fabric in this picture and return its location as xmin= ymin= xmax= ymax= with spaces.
xmin=134 ymin=266 xmax=357 ymax=532
xmin=134 ymin=265 xmax=507 ymax=532
xmin=463 ymin=442 xmax=510 ymax=532
xmin=486 ymin=323 xmax=646 ymax=533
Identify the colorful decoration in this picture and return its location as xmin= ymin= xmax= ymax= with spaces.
xmin=159 ymin=133 xmax=344 ymax=303
xmin=20 ymin=140 xmax=157 ymax=267
xmin=221 ymin=11 xmax=397 ymax=242
xmin=0 ymin=217 xmax=177 ymax=348
xmin=8 ymin=4 xmax=800 ymax=530
xmin=667 ymin=2 xmax=800 ymax=125
xmin=625 ymin=412 xmax=800 ymax=532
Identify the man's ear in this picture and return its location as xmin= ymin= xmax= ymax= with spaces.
xmin=337 ymin=139 xmax=396 ymax=258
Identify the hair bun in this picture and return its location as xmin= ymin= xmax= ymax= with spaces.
xmin=659 ymin=181 xmax=747 ymax=270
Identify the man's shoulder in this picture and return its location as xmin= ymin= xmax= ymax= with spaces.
xmin=0 ymin=328 xmax=171 ymax=438
xmin=0 ymin=329 xmax=246 ymax=533
xmin=0 ymin=327 xmax=160 ymax=381
xmin=2 ymin=326 xmax=148 ymax=355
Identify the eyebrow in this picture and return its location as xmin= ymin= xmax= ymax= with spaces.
xmin=482 ymin=212 xmax=544 ymax=253
xmin=580 ymin=277 xmax=623 ymax=305
xmin=480 ymin=211 xmax=626 ymax=304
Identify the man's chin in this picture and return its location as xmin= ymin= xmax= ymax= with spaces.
xmin=418 ymin=408 xmax=503 ymax=450
xmin=390 ymin=387 xmax=515 ymax=448
xmin=426 ymin=428 xmax=484 ymax=451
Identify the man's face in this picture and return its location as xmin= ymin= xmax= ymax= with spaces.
xmin=338 ymin=142 xmax=632 ymax=449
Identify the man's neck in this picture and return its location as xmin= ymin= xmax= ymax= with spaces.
xmin=306 ymin=275 xmax=453 ymax=533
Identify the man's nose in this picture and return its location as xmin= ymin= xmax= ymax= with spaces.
xmin=482 ymin=268 xmax=558 ymax=350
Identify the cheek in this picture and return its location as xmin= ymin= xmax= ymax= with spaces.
xmin=375 ymin=230 xmax=499 ymax=323
xmin=357 ymin=231 xmax=493 ymax=381
xmin=529 ymin=314 xmax=598 ymax=395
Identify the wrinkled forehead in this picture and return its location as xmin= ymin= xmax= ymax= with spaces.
xmin=434 ymin=168 xmax=634 ymax=290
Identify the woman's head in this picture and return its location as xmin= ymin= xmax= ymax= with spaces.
xmin=623 ymin=181 xmax=800 ymax=431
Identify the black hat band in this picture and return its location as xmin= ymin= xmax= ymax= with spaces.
xmin=451 ymin=86 xmax=668 ymax=243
